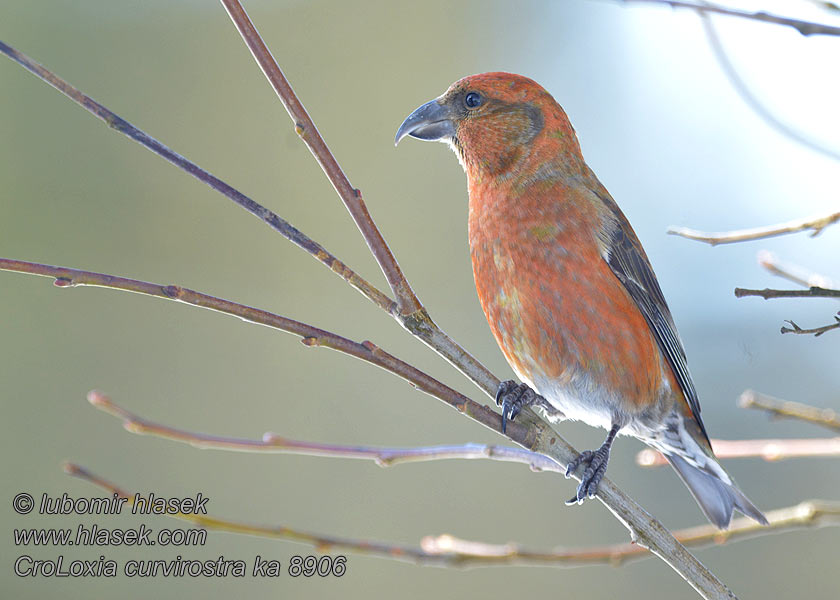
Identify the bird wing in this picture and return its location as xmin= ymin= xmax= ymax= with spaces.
xmin=594 ymin=190 xmax=711 ymax=445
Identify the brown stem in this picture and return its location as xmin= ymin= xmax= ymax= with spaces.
xmin=65 ymin=462 xmax=840 ymax=568
xmin=89 ymin=391 xmax=560 ymax=470
xmin=621 ymin=0 xmax=840 ymax=37
xmin=780 ymin=315 xmax=840 ymax=337
xmin=219 ymin=0 xmax=420 ymax=315
xmin=734 ymin=287 xmax=840 ymax=300
xmin=739 ymin=391 xmax=840 ymax=433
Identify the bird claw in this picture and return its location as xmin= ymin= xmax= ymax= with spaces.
xmin=564 ymin=446 xmax=611 ymax=505
xmin=495 ymin=380 xmax=540 ymax=433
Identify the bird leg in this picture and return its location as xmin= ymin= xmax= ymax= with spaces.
xmin=495 ymin=380 xmax=543 ymax=433
xmin=564 ymin=423 xmax=621 ymax=505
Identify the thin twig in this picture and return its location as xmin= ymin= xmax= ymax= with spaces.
xmin=0 ymin=258 xmax=736 ymax=599
xmin=668 ymin=210 xmax=840 ymax=245
xmin=637 ymin=437 xmax=840 ymax=466
xmin=219 ymin=0 xmax=420 ymax=315
xmin=781 ymin=315 xmax=840 ymax=336
xmin=734 ymin=287 xmax=840 ymax=300
xmin=620 ymin=0 xmax=840 ymax=37
xmin=739 ymin=390 xmax=840 ymax=433
xmin=88 ymin=390 xmax=560 ymax=471
xmin=65 ymin=462 xmax=840 ymax=568
xmin=757 ymin=251 xmax=836 ymax=290
xmin=698 ymin=11 xmax=840 ymax=162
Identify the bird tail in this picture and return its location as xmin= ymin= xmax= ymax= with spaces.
xmin=665 ymin=453 xmax=768 ymax=529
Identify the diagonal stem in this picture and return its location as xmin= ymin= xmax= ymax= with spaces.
xmin=219 ymin=0 xmax=420 ymax=315
xmin=620 ymin=0 xmax=840 ymax=37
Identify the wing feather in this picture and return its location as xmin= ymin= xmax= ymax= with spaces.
xmin=595 ymin=191 xmax=711 ymax=444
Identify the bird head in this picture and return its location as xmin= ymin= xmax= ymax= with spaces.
xmin=396 ymin=72 xmax=582 ymax=181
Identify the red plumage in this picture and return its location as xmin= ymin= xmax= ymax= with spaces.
xmin=397 ymin=72 xmax=766 ymax=529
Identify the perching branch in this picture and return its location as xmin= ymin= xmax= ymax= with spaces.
xmin=1 ymin=8 xmax=740 ymax=596
xmin=668 ymin=210 xmax=840 ymax=246
xmin=0 ymin=258 xmax=735 ymax=599
xmin=88 ymin=390 xmax=559 ymax=472
xmin=734 ymin=287 xmax=840 ymax=300
xmin=620 ymin=0 xmax=840 ymax=37
xmin=66 ymin=462 xmax=840 ymax=569
xmin=739 ymin=390 xmax=840 ymax=433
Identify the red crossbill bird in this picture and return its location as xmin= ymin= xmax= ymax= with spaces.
xmin=396 ymin=72 xmax=767 ymax=529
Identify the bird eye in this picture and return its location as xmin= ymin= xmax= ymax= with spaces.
xmin=464 ymin=92 xmax=483 ymax=109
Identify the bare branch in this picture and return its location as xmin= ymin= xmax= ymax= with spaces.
xmin=219 ymin=0 xmax=420 ymax=315
xmin=781 ymin=315 xmax=840 ymax=337
xmin=757 ymin=251 xmax=836 ymax=289
xmin=0 ymin=258 xmax=737 ymax=599
xmin=668 ymin=211 xmax=840 ymax=246
xmin=88 ymin=390 xmax=560 ymax=471
xmin=739 ymin=391 xmax=840 ymax=433
xmin=66 ymin=462 xmax=840 ymax=568
xmin=637 ymin=437 xmax=840 ymax=466
xmin=734 ymin=286 xmax=840 ymax=300
xmin=620 ymin=0 xmax=840 ymax=37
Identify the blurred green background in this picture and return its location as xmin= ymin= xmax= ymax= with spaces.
xmin=2 ymin=1 xmax=838 ymax=598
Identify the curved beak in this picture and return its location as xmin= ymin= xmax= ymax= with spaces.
xmin=394 ymin=99 xmax=456 ymax=146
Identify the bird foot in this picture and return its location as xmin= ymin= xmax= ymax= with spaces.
xmin=495 ymin=380 xmax=542 ymax=433
xmin=564 ymin=445 xmax=611 ymax=505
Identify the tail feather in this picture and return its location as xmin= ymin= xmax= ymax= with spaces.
xmin=666 ymin=454 xmax=768 ymax=529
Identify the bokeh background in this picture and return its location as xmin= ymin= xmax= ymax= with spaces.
xmin=2 ymin=1 xmax=838 ymax=598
